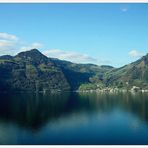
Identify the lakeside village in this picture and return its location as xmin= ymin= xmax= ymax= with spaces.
xmin=77 ymin=82 xmax=148 ymax=93
xmin=77 ymin=86 xmax=148 ymax=93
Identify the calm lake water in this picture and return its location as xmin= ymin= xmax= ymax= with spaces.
xmin=0 ymin=92 xmax=148 ymax=145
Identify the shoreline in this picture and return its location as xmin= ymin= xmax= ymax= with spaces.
xmin=0 ymin=87 xmax=148 ymax=94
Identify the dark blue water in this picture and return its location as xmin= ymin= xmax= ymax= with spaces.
xmin=0 ymin=92 xmax=148 ymax=145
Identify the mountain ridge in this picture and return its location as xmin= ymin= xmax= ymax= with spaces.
xmin=0 ymin=49 xmax=147 ymax=92
xmin=0 ymin=49 xmax=70 ymax=92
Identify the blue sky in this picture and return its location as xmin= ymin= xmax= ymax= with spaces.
xmin=0 ymin=3 xmax=148 ymax=67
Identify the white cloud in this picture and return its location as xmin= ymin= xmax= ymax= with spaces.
xmin=0 ymin=32 xmax=43 ymax=56
xmin=43 ymin=49 xmax=98 ymax=64
xmin=31 ymin=43 xmax=43 ymax=48
xmin=19 ymin=42 xmax=43 ymax=52
xmin=0 ymin=32 xmax=18 ymax=41
xmin=0 ymin=40 xmax=14 ymax=47
xmin=0 ymin=32 xmax=20 ymax=55
xmin=121 ymin=8 xmax=128 ymax=12
xmin=43 ymin=49 xmax=111 ymax=65
xmin=0 ymin=32 xmax=111 ymax=66
xmin=128 ymin=50 xmax=145 ymax=58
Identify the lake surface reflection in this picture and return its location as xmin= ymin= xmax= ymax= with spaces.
xmin=0 ymin=92 xmax=148 ymax=144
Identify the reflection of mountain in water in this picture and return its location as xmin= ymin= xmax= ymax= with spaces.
xmin=0 ymin=93 xmax=70 ymax=130
xmin=78 ymin=92 xmax=148 ymax=124
xmin=0 ymin=92 xmax=148 ymax=130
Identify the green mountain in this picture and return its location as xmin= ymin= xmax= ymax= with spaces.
xmin=104 ymin=53 xmax=148 ymax=89
xmin=0 ymin=49 xmax=70 ymax=92
xmin=0 ymin=49 xmax=147 ymax=92
xmin=52 ymin=58 xmax=114 ymax=90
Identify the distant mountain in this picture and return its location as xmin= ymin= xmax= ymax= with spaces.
xmin=52 ymin=58 xmax=113 ymax=90
xmin=0 ymin=49 xmax=147 ymax=92
xmin=0 ymin=55 xmax=13 ymax=60
xmin=0 ymin=49 xmax=70 ymax=92
xmin=104 ymin=53 xmax=148 ymax=89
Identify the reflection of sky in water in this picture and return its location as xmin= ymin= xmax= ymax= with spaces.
xmin=29 ymin=108 xmax=148 ymax=144
xmin=131 ymin=120 xmax=140 ymax=130
xmin=0 ymin=121 xmax=18 ymax=144
xmin=0 ymin=92 xmax=148 ymax=144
